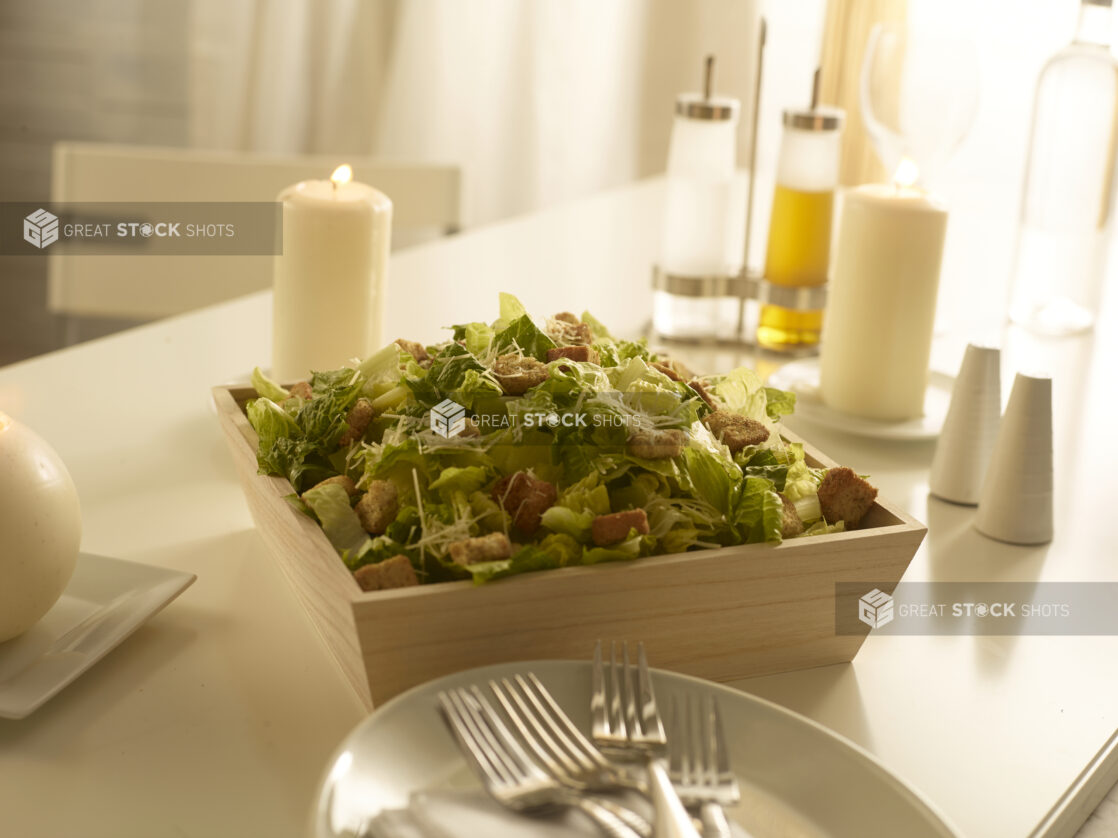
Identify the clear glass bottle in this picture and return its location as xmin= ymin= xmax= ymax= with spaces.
xmin=757 ymin=109 xmax=843 ymax=351
xmin=1009 ymin=0 xmax=1118 ymax=336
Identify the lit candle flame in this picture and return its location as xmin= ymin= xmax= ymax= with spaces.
xmin=893 ymin=157 xmax=920 ymax=189
xmin=0 ymin=412 xmax=11 ymax=433
xmin=330 ymin=164 xmax=353 ymax=188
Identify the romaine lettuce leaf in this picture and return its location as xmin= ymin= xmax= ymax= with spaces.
xmin=465 ymin=542 xmax=561 ymax=584
xmin=733 ymin=477 xmax=784 ymax=543
xmin=583 ymin=534 xmax=644 ymax=564
xmin=429 ymin=465 xmax=492 ymax=497
xmin=464 ymin=322 xmax=495 ymax=356
xmin=540 ymin=506 xmax=595 ymax=541
xmin=494 ymin=292 xmax=528 ymax=331
xmin=763 ymin=386 xmax=797 ymax=421
xmin=711 ymin=367 xmax=769 ymax=423
xmin=302 ymin=482 xmax=372 ymax=558
xmin=251 ymin=367 xmax=290 ymax=402
xmin=580 ymin=310 xmax=613 ymax=340
xmin=494 ymin=314 xmax=557 ymax=362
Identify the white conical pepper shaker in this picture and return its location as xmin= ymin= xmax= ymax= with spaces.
xmin=975 ymin=373 xmax=1054 ymax=544
xmin=929 ymin=343 xmax=1001 ymax=505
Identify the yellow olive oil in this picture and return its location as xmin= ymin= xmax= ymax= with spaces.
xmin=758 ymin=185 xmax=835 ymax=350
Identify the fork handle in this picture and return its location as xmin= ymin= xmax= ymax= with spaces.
xmin=648 ymin=759 xmax=703 ymax=838
xmin=571 ymin=797 xmax=646 ymax=838
xmin=699 ymin=801 xmax=732 ymax=838
xmin=585 ymin=798 xmax=653 ymax=838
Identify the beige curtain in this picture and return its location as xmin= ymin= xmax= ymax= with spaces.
xmin=188 ymin=0 xmax=762 ymax=227
xmin=818 ymin=0 xmax=907 ymax=186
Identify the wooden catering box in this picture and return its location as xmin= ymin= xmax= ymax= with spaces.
xmin=214 ymin=384 xmax=925 ymax=710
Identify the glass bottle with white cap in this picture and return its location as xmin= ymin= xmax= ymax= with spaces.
xmin=653 ymin=57 xmax=746 ymax=341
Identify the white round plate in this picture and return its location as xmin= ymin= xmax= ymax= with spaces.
xmin=767 ymin=359 xmax=954 ymax=441
xmin=313 ymin=661 xmax=960 ymax=838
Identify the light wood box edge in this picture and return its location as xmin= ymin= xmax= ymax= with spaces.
xmin=213 ymin=384 xmax=926 ymax=710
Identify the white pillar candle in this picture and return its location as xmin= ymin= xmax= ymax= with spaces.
xmin=820 ymin=173 xmax=948 ymax=421
xmin=272 ymin=165 xmax=392 ymax=382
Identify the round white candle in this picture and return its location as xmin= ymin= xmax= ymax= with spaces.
xmin=0 ymin=414 xmax=81 ymax=642
xmin=820 ymin=180 xmax=948 ymax=421
xmin=273 ymin=165 xmax=392 ymax=382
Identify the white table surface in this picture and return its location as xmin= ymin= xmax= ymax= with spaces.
xmin=1 ymin=178 xmax=1116 ymax=838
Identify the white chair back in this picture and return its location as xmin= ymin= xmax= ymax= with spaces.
xmin=48 ymin=142 xmax=460 ymax=320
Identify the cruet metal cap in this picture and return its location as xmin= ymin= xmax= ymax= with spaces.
xmin=675 ymin=93 xmax=740 ymax=121
xmin=782 ymin=106 xmax=844 ymax=131
xmin=675 ymin=54 xmax=739 ymax=121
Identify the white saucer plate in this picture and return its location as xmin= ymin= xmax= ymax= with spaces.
xmin=313 ymin=660 xmax=961 ymax=838
xmin=768 ymin=359 xmax=954 ymax=441
xmin=0 ymin=553 xmax=195 ymax=720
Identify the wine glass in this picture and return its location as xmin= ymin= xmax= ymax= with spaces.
xmin=860 ymin=23 xmax=980 ymax=185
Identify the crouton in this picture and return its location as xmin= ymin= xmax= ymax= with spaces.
xmin=353 ymin=554 xmax=418 ymax=591
xmin=492 ymin=471 xmax=558 ymax=535
xmin=338 ymin=397 xmax=375 ymax=447
xmin=287 ymin=380 xmax=313 ymax=401
xmin=651 ymin=361 xmax=682 ymax=381
xmin=703 ymin=410 xmax=769 ymax=453
xmin=627 ymin=428 xmax=687 ymax=459
xmin=688 ymin=380 xmax=717 ymax=409
xmin=547 ymin=320 xmax=593 ymax=346
xmin=306 ymin=475 xmax=358 ymax=498
xmin=817 ymin=467 xmax=878 ymax=527
xmin=355 ymin=480 xmax=399 ymax=534
xmin=591 ymin=509 xmax=650 ymax=546
xmin=448 ymin=532 xmax=513 ymax=566
xmin=493 ymin=354 xmax=550 ymax=395
xmin=395 ymin=338 xmax=429 ymax=363
xmin=459 ymin=417 xmax=481 ymax=438
xmin=553 ymin=312 xmax=581 ymax=325
xmin=547 ymin=345 xmax=601 ymax=365
xmin=779 ymin=493 xmax=803 ymax=538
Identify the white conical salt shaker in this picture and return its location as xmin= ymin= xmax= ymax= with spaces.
xmin=929 ymin=343 xmax=1001 ymax=505
xmin=975 ymin=372 xmax=1054 ymax=544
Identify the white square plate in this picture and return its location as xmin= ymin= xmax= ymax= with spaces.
xmin=0 ymin=553 xmax=195 ymax=720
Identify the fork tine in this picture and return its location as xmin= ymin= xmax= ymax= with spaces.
xmin=592 ymin=639 xmax=609 ymax=741
xmin=685 ymin=693 xmax=698 ymax=789
xmin=622 ymin=642 xmax=640 ymax=741
xmin=701 ymin=695 xmax=716 ymax=790
xmin=667 ymin=698 xmax=684 ymax=779
xmin=609 ymin=640 xmax=627 ymax=742
xmin=711 ymin=696 xmax=732 ymax=781
xmin=490 ymin=677 xmax=584 ymax=778
xmin=522 ymin=673 xmax=613 ymax=770
xmin=438 ymin=689 xmax=509 ymax=789
xmin=457 ymin=688 xmax=527 ymax=786
xmin=466 ymin=684 xmax=541 ymax=785
xmin=636 ymin=642 xmax=665 ymax=744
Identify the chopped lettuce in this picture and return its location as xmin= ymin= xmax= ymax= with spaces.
xmin=302 ymin=482 xmax=372 ymax=560
xmin=251 ymin=367 xmax=290 ymax=402
xmin=494 ymin=314 xmax=557 ymax=361
xmin=763 ymin=387 xmax=797 ymax=421
xmin=247 ymin=292 xmax=870 ymax=585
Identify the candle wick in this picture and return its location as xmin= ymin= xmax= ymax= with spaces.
xmin=703 ymin=55 xmax=714 ymax=101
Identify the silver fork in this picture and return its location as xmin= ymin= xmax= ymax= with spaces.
xmin=669 ymin=695 xmax=741 ymax=838
xmin=591 ymin=640 xmax=702 ymax=838
xmin=489 ymin=673 xmax=652 ymax=837
xmin=437 ymin=685 xmax=642 ymax=838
